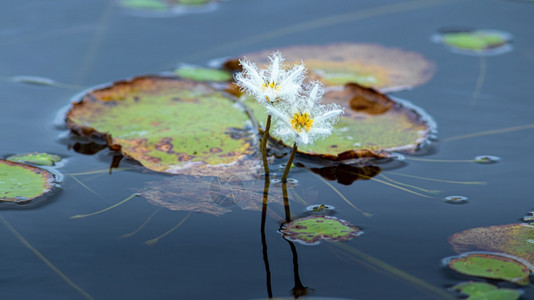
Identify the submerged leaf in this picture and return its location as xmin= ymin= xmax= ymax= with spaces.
xmin=0 ymin=160 xmax=56 ymax=203
xmin=451 ymin=281 xmax=520 ymax=300
xmin=139 ymin=176 xmax=283 ymax=216
xmin=448 ymin=253 xmax=530 ymax=286
xmin=66 ymin=76 xmax=260 ymax=179
xmin=6 ymin=152 xmax=61 ymax=166
xmin=228 ymin=43 xmax=435 ymax=92
xmin=449 ymin=223 xmax=534 ymax=270
xmin=174 ymin=66 xmax=232 ymax=82
xmin=280 ymin=215 xmax=361 ymax=245
xmin=243 ymin=83 xmax=434 ymax=160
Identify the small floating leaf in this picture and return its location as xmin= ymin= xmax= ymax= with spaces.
xmin=120 ymin=0 xmax=168 ymax=10
xmin=228 ymin=43 xmax=435 ymax=91
xmin=7 ymin=152 xmax=61 ymax=166
xmin=66 ymin=76 xmax=260 ymax=178
xmin=449 ymin=223 xmax=534 ymax=269
xmin=0 ymin=160 xmax=56 ymax=203
xmin=448 ymin=253 xmax=530 ymax=286
xmin=11 ymin=75 xmax=56 ymax=86
xmin=474 ymin=155 xmax=500 ymax=164
xmin=445 ymin=195 xmax=468 ymax=204
xmin=306 ymin=204 xmax=335 ymax=213
xmin=433 ymin=30 xmax=512 ymax=56
xmin=451 ymin=281 xmax=521 ymax=300
xmin=280 ymin=215 xmax=361 ymax=245
xmin=174 ymin=66 xmax=232 ymax=82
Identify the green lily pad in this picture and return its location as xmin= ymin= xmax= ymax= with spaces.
xmin=227 ymin=43 xmax=435 ymax=92
xmin=434 ymin=30 xmax=512 ymax=55
xmin=66 ymin=76 xmax=260 ymax=178
xmin=120 ymin=0 xmax=168 ymax=10
xmin=6 ymin=152 xmax=61 ymax=166
xmin=449 ymin=223 xmax=534 ymax=270
xmin=176 ymin=0 xmax=210 ymax=5
xmin=243 ymin=83 xmax=433 ymax=160
xmin=0 ymin=160 xmax=56 ymax=203
xmin=174 ymin=66 xmax=232 ymax=82
xmin=448 ymin=253 xmax=530 ymax=286
xmin=451 ymin=282 xmax=521 ymax=300
xmin=280 ymin=215 xmax=361 ymax=245
xmin=140 ymin=175 xmax=283 ymax=216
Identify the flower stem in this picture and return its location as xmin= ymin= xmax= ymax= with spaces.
xmin=282 ymin=142 xmax=298 ymax=183
xmin=261 ymin=114 xmax=272 ymax=176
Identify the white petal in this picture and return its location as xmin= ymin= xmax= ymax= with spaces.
xmin=314 ymin=109 xmax=344 ymax=123
xmin=265 ymin=105 xmax=291 ymax=124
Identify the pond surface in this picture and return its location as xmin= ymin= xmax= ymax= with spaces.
xmin=1 ymin=0 xmax=534 ymax=299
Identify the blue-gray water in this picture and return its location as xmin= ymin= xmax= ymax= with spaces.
xmin=1 ymin=0 xmax=534 ymax=299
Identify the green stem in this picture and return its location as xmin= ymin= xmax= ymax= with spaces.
xmin=282 ymin=143 xmax=298 ymax=183
xmin=261 ymin=115 xmax=272 ymax=176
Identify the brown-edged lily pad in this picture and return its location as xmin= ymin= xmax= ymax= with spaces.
xmin=66 ymin=76 xmax=260 ymax=179
xmin=280 ymin=215 xmax=361 ymax=245
xmin=6 ymin=152 xmax=61 ymax=166
xmin=449 ymin=223 xmax=534 ymax=270
xmin=0 ymin=159 xmax=56 ymax=204
xmin=244 ymin=83 xmax=434 ymax=160
xmin=226 ymin=43 xmax=435 ymax=92
xmin=447 ymin=253 xmax=530 ymax=286
xmin=451 ymin=281 xmax=521 ymax=300
xmin=139 ymin=176 xmax=283 ymax=216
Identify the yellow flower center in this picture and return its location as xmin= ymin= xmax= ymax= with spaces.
xmin=291 ymin=112 xmax=314 ymax=133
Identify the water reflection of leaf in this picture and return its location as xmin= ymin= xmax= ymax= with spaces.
xmin=310 ymin=164 xmax=381 ymax=185
xmin=139 ymin=175 xmax=284 ymax=216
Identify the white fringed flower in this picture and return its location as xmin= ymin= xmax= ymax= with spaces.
xmin=235 ymin=51 xmax=306 ymax=106
xmin=266 ymin=82 xmax=344 ymax=146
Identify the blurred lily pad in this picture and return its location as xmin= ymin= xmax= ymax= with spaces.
xmin=243 ymin=83 xmax=434 ymax=160
xmin=433 ymin=29 xmax=512 ymax=56
xmin=449 ymin=223 xmax=534 ymax=270
xmin=174 ymin=66 xmax=232 ymax=82
xmin=6 ymin=152 xmax=61 ymax=166
xmin=451 ymin=281 xmax=521 ymax=300
xmin=227 ymin=43 xmax=435 ymax=92
xmin=447 ymin=253 xmax=530 ymax=286
xmin=66 ymin=76 xmax=260 ymax=178
xmin=280 ymin=215 xmax=361 ymax=245
xmin=0 ymin=160 xmax=56 ymax=203
xmin=139 ymin=175 xmax=283 ymax=216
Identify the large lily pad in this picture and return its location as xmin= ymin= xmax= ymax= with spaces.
xmin=174 ymin=66 xmax=232 ymax=82
xmin=6 ymin=152 xmax=61 ymax=166
xmin=449 ymin=223 xmax=534 ymax=270
xmin=66 ymin=76 xmax=260 ymax=178
xmin=280 ymin=215 xmax=361 ymax=245
xmin=226 ymin=43 xmax=435 ymax=92
xmin=0 ymin=159 xmax=56 ymax=203
xmin=244 ymin=83 xmax=434 ymax=160
xmin=451 ymin=282 xmax=521 ymax=300
xmin=139 ymin=176 xmax=283 ymax=216
xmin=447 ymin=253 xmax=530 ymax=286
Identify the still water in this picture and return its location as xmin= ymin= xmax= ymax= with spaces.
xmin=1 ymin=0 xmax=534 ymax=299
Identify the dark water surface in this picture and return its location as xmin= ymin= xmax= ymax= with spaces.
xmin=1 ymin=0 xmax=534 ymax=299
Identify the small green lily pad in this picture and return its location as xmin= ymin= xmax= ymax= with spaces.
xmin=434 ymin=30 xmax=512 ymax=55
xmin=66 ymin=76 xmax=260 ymax=178
xmin=448 ymin=253 xmax=530 ymax=286
xmin=120 ymin=0 xmax=168 ymax=10
xmin=7 ymin=152 xmax=61 ymax=166
xmin=0 ymin=160 xmax=56 ymax=203
xmin=449 ymin=223 xmax=534 ymax=270
xmin=174 ymin=66 xmax=232 ymax=82
xmin=451 ymin=281 xmax=520 ymax=300
xmin=280 ymin=215 xmax=361 ymax=245
xmin=229 ymin=43 xmax=435 ymax=92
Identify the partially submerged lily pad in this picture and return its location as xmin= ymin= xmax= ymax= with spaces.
xmin=139 ymin=176 xmax=282 ymax=216
xmin=447 ymin=253 xmax=530 ymax=286
xmin=449 ymin=223 xmax=534 ymax=270
xmin=227 ymin=43 xmax=435 ymax=92
xmin=0 ymin=160 xmax=56 ymax=203
xmin=244 ymin=83 xmax=434 ymax=160
xmin=433 ymin=29 xmax=512 ymax=56
xmin=280 ymin=215 xmax=361 ymax=245
xmin=174 ymin=66 xmax=232 ymax=82
xmin=451 ymin=281 xmax=521 ymax=300
xmin=6 ymin=152 xmax=61 ymax=166
xmin=66 ymin=76 xmax=260 ymax=178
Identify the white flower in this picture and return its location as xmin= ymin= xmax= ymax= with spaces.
xmin=235 ymin=51 xmax=306 ymax=106
xmin=266 ymin=82 xmax=344 ymax=146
